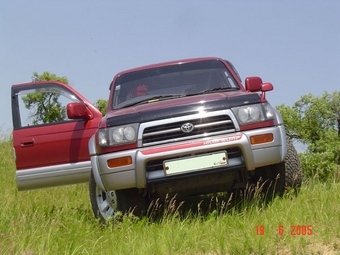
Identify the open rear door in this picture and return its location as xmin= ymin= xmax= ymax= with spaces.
xmin=11 ymin=81 xmax=102 ymax=190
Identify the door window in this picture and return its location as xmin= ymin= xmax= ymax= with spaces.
xmin=14 ymin=84 xmax=81 ymax=128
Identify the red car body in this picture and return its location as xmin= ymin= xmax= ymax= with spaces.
xmin=11 ymin=81 xmax=102 ymax=190
xmin=11 ymin=58 xmax=274 ymax=191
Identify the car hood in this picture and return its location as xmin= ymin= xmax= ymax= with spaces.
xmin=104 ymin=91 xmax=261 ymax=127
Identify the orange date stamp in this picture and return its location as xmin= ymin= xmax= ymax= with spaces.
xmin=255 ymin=225 xmax=312 ymax=236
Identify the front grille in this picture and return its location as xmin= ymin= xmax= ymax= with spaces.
xmin=142 ymin=115 xmax=235 ymax=146
xmin=145 ymin=147 xmax=242 ymax=173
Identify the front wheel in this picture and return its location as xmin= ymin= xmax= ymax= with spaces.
xmin=252 ymin=139 xmax=302 ymax=196
xmin=284 ymin=139 xmax=303 ymax=189
xmin=89 ymin=171 xmax=116 ymax=222
xmin=89 ymin=171 xmax=147 ymax=223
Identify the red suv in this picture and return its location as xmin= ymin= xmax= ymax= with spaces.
xmin=11 ymin=57 xmax=302 ymax=222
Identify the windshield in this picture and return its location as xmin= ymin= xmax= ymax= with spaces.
xmin=111 ymin=60 xmax=240 ymax=109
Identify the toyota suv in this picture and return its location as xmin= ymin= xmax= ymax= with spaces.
xmin=11 ymin=57 xmax=302 ymax=222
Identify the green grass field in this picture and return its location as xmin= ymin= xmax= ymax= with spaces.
xmin=1 ymin=138 xmax=339 ymax=255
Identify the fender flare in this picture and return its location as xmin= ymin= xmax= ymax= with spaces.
xmin=273 ymin=108 xmax=287 ymax=161
xmin=88 ymin=135 xmax=106 ymax=191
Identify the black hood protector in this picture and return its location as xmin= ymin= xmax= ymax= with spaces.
xmin=106 ymin=93 xmax=261 ymax=127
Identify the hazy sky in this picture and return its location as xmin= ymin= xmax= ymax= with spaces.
xmin=1 ymin=1 xmax=339 ymax=134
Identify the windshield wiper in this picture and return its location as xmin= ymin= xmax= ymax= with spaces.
xmin=187 ymin=87 xmax=238 ymax=96
xmin=115 ymin=94 xmax=185 ymax=109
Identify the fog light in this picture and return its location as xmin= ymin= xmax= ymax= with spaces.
xmin=107 ymin=156 xmax=132 ymax=168
xmin=250 ymin=133 xmax=274 ymax=145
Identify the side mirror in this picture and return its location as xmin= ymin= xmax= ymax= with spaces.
xmin=261 ymin=82 xmax=273 ymax=92
xmin=245 ymin=76 xmax=263 ymax=92
xmin=67 ymin=102 xmax=93 ymax=120
xmin=245 ymin=77 xmax=274 ymax=101
xmin=260 ymin=82 xmax=274 ymax=101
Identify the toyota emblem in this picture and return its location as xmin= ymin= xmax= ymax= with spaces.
xmin=181 ymin=123 xmax=195 ymax=133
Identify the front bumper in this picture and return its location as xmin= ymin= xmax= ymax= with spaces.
xmin=91 ymin=125 xmax=286 ymax=191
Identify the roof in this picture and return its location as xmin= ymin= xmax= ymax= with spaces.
xmin=113 ymin=57 xmax=225 ymax=78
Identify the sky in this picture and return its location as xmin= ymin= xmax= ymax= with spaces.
xmin=1 ymin=1 xmax=339 ymax=135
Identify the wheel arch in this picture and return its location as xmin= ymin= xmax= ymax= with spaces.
xmin=273 ymin=108 xmax=287 ymax=161
xmin=88 ymin=135 xmax=106 ymax=191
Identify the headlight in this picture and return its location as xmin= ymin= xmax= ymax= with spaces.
xmin=232 ymin=103 xmax=274 ymax=126
xmin=123 ymin=126 xmax=136 ymax=141
xmin=112 ymin=128 xmax=124 ymax=143
xmin=98 ymin=123 xmax=139 ymax=147
xmin=263 ymin=103 xmax=275 ymax=119
xmin=98 ymin=131 xmax=108 ymax=146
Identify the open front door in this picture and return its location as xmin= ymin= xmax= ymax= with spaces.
xmin=11 ymin=81 xmax=102 ymax=190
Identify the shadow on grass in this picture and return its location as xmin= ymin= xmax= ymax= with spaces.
xmin=143 ymin=177 xmax=291 ymax=223
xmin=100 ymin=176 xmax=302 ymax=227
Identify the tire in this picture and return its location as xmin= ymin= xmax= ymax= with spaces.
xmin=89 ymin=171 xmax=146 ymax=223
xmin=252 ymin=139 xmax=302 ymax=196
xmin=284 ymin=139 xmax=303 ymax=188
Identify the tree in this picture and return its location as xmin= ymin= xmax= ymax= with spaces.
xmin=94 ymin=99 xmax=108 ymax=116
xmin=277 ymin=92 xmax=339 ymax=148
xmin=22 ymin=72 xmax=69 ymax=124
xmin=31 ymin=71 xmax=68 ymax=84
xmin=276 ymin=91 xmax=340 ymax=181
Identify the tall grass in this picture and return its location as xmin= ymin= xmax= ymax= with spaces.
xmin=1 ymin=138 xmax=340 ymax=254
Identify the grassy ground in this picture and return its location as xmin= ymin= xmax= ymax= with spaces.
xmin=1 ymin=138 xmax=340 ymax=255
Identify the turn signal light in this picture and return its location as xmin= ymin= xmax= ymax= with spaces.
xmin=107 ymin=156 xmax=132 ymax=168
xmin=250 ymin=133 xmax=274 ymax=145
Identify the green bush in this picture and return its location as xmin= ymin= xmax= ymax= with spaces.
xmin=276 ymin=91 xmax=340 ymax=182
xmin=299 ymin=130 xmax=340 ymax=182
xmin=300 ymin=152 xmax=340 ymax=182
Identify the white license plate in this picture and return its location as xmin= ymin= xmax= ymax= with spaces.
xmin=163 ymin=151 xmax=228 ymax=176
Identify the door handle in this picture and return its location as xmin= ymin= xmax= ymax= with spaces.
xmin=20 ymin=138 xmax=35 ymax=147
